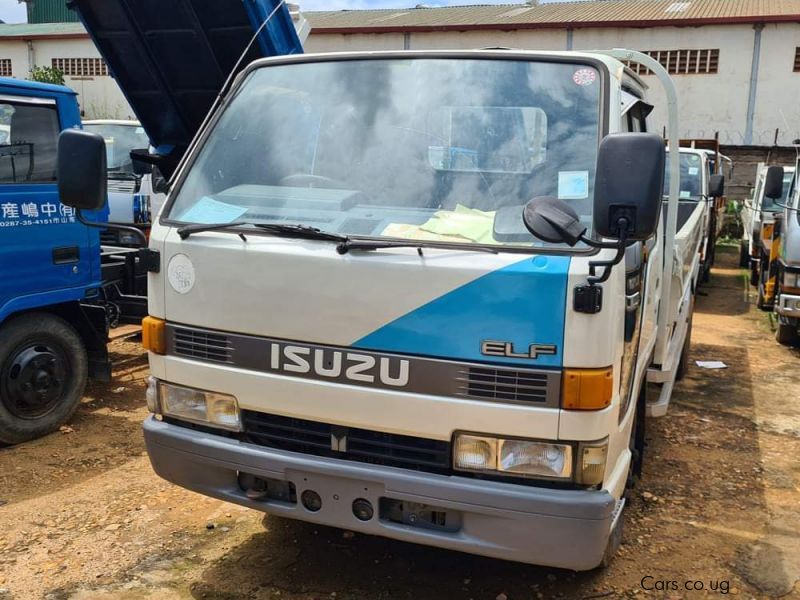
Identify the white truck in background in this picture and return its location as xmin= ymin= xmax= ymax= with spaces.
xmin=741 ymin=163 xmax=795 ymax=309
xmin=755 ymin=163 xmax=800 ymax=345
xmin=665 ymin=148 xmax=726 ymax=287
xmin=59 ymin=47 xmax=706 ymax=570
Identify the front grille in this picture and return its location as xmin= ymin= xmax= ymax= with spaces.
xmin=107 ymin=178 xmax=138 ymax=194
xmin=242 ymin=411 xmax=451 ymax=473
xmin=100 ymin=229 xmax=118 ymax=245
xmin=458 ymin=366 xmax=550 ymax=403
xmin=173 ymin=328 xmax=232 ymax=363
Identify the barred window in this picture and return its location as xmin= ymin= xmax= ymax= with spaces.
xmin=626 ymin=49 xmax=719 ymax=76
xmin=794 ymin=47 xmax=800 ymax=72
xmin=51 ymin=58 xmax=109 ymax=77
xmin=0 ymin=59 xmax=11 ymax=77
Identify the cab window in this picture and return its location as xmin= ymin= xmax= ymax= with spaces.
xmin=0 ymin=101 xmax=60 ymax=183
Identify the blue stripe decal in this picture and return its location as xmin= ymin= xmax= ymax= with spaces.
xmin=353 ymin=255 xmax=570 ymax=367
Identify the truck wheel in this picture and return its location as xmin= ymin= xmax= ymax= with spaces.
xmin=750 ymin=256 xmax=761 ymax=287
xmin=775 ymin=320 xmax=799 ymax=346
xmin=0 ymin=313 xmax=88 ymax=444
xmin=739 ymin=243 xmax=749 ymax=268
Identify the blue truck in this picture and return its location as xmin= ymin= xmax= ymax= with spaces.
xmin=0 ymin=0 xmax=307 ymax=444
xmin=0 ymin=77 xmax=119 ymax=444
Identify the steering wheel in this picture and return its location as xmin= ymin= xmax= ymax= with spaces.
xmin=279 ymin=173 xmax=347 ymax=189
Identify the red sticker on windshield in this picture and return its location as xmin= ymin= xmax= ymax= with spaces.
xmin=572 ymin=68 xmax=597 ymax=86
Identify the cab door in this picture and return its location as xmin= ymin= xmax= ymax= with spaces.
xmin=0 ymin=94 xmax=92 ymax=317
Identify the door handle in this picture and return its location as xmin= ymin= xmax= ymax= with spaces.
xmin=52 ymin=246 xmax=80 ymax=265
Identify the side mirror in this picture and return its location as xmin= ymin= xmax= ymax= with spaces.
xmin=151 ymin=167 xmax=170 ymax=194
xmin=131 ymin=147 xmax=153 ymax=176
xmin=709 ymin=174 xmax=725 ymax=198
xmin=521 ymin=196 xmax=586 ymax=246
xmin=764 ymin=166 xmax=785 ymax=200
xmin=594 ymin=133 xmax=665 ymax=241
xmin=57 ymin=129 xmax=107 ymax=211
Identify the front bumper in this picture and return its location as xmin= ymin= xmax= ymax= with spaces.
xmin=776 ymin=293 xmax=800 ymax=318
xmin=144 ymin=417 xmax=618 ymax=571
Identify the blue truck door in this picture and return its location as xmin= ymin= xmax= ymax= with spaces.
xmin=0 ymin=94 xmax=93 ymax=320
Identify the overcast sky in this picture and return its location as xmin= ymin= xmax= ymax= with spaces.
xmin=0 ymin=0 xmax=571 ymax=23
xmin=0 ymin=0 xmax=25 ymax=23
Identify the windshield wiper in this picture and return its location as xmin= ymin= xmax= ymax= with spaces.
xmin=336 ymin=239 xmax=498 ymax=255
xmin=252 ymin=223 xmax=349 ymax=243
xmin=177 ymin=221 xmax=349 ymax=244
xmin=177 ymin=221 xmax=250 ymax=239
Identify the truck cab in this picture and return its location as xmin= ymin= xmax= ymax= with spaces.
xmin=59 ymin=43 xmax=703 ymax=570
xmin=771 ymin=162 xmax=800 ymax=345
xmin=83 ymin=119 xmax=154 ymax=245
xmin=664 ymin=148 xmax=725 ymax=283
xmin=742 ymin=163 xmax=795 ymax=308
xmin=0 ymin=77 xmax=111 ymax=443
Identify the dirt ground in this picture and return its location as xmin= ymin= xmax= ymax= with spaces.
xmin=1 ymin=246 xmax=799 ymax=600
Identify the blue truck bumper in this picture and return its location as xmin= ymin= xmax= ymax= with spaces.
xmin=143 ymin=416 xmax=617 ymax=571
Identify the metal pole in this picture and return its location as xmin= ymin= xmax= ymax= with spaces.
xmin=744 ymin=24 xmax=764 ymax=146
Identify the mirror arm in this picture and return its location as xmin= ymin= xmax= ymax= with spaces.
xmin=578 ymin=235 xmax=622 ymax=250
xmin=586 ymin=242 xmax=627 ymax=285
xmin=585 ymin=218 xmax=631 ymax=285
xmin=77 ymin=209 xmax=148 ymax=247
xmin=773 ymin=201 xmax=800 ymax=212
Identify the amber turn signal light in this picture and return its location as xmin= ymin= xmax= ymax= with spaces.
xmin=141 ymin=316 xmax=166 ymax=354
xmin=562 ymin=367 xmax=613 ymax=410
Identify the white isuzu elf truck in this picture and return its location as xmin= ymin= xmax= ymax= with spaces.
xmin=58 ymin=46 xmax=704 ymax=570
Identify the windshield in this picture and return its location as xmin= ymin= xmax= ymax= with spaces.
xmin=83 ymin=123 xmax=149 ymax=176
xmin=761 ymin=171 xmax=794 ymax=212
xmin=168 ymin=58 xmax=603 ymax=249
xmin=663 ymin=152 xmax=703 ymax=201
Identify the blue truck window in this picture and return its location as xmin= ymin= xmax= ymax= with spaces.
xmin=0 ymin=100 xmax=60 ymax=184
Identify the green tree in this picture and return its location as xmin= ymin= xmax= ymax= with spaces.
xmin=28 ymin=65 xmax=65 ymax=86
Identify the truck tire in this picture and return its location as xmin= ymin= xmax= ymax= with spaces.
xmin=0 ymin=313 xmax=88 ymax=444
xmin=775 ymin=320 xmax=799 ymax=346
xmin=739 ymin=242 xmax=749 ymax=268
xmin=750 ymin=255 xmax=761 ymax=287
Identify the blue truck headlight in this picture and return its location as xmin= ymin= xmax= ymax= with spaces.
xmin=453 ymin=433 xmax=572 ymax=480
xmin=148 ymin=379 xmax=241 ymax=431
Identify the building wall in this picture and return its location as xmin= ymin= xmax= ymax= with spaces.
xmin=751 ymin=22 xmax=800 ymax=146
xmin=0 ymin=37 xmax=133 ymax=120
xmin=0 ymin=19 xmax=797 ymax=146
xmin=307 ymin=22 xmax=800 ymax=146
xmin=574 ymin=24 xmax=757 ymax=144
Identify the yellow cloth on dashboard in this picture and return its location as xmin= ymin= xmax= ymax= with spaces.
xmin=381 ymin=204 xmax=496 ymax=244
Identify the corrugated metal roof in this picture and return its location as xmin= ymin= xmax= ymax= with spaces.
xmin=305 ymin=0 xmax=800 ymax=32
xmin=0 ymin=22 xmax=87 ymax=38
xmin=27 ymin=0 xmax=80 ymax=24
xmin=0 ymin=0 xmax=798 ymax=39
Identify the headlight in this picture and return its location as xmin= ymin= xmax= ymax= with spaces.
xmin=499 ymin=439 xmax=571 ymax=478
xmin=118 ymin=231 xmax=141 ymax=245
xmin=784 ymin=271 xmax=800 ymax=290
xmin=453 ymin=435 xmax=497 ymax=471
xmin=453 ymin=433 xmax=572 ymax=480
xmin=148 ymin=379 xmax=241 ymax=431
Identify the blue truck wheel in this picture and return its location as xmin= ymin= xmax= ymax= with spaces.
xmin=0 ymin=313 xmax=88 ymax=444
